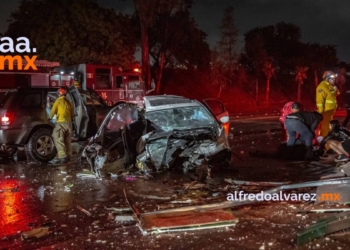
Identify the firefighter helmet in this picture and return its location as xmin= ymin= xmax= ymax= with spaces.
xmin=57 ymin=87 xmax=67 ymax=96
xmin=322 ymin=71 xmax=336 ymax=80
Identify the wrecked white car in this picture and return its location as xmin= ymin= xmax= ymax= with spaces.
xmin=81 ymin=95 xmax=232 ymax=178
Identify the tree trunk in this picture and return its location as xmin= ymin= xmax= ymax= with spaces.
xmin=218 ymin=85 xmax=222 ymax=98
xmin=265 ymin=78 xmax=270 ymax=105
xmin=140 ymin=20 xmax=151 ymax=90
xmin=255 ymin=78 xmax=259 ymax=106
xmin=155 ymin=51 xmax=165 ymax=94
xmin=314 ymin=69 xmax=319 ymax=87
xmin=298 ymin=80 xmax=302 ymax=102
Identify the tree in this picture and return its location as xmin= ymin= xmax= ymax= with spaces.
xmin=216 ymin=6 xmax=238 ymax=66
xmin=133 ymin=0 xmax=159 ymax=90
xmin=244 ymin=22 xmax=304 ymax=81
xmin=302 ymin=43 xmax=338 ymax=87
xmin=243 ymin=34 xmax=268 ymax=105
xmin=6 ymin=0 xmax=136 ymax=67
xmin=149 ymin=7 xmax=210 ymax=94
xmin=262 ymin=61 xmax=275 ymax=105
xmin=243 ymin=22 xmax=339 ymax=87
xmin=211 ymin=6 xmax=238 ymax=105
xmin=295 ymin=66 xmax=308 ymax=102
xmin=133 ymin=0 xmax=205 ymax=93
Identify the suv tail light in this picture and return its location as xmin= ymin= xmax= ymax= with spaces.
xmin=1 ymin=112 xmax=15 ymax=126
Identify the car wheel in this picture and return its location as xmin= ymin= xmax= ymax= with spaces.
xmin=27 ymin=128 xmax=57 ymax=162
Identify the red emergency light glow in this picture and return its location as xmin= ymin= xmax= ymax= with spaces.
xmin=133 ymin=68 xmax=140 ymax=72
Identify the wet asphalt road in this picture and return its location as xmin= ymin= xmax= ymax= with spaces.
xmin=1 ymin=116 xmax=350 ymax=249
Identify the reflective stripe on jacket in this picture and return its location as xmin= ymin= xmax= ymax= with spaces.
xmin=316 ymin=81 xmax=340 ymax=113
xmin=50 ymin=96 xmax=74 ymax=123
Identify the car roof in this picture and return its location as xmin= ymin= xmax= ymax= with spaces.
xmin=143 ymin=95 xmax=200 ymax=112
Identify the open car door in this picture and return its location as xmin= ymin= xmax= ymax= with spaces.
xmin=89 ymin=104 xmax=139 ymax=176
xmin=202 ymin=98 xmax=230 ymax=135
xmin=68 ymin=85 xmax=89 ymax=138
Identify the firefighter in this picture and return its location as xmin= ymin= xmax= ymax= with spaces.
xmin=50 ymin=87 xmax=74 ymax=164
xmin=316 ymin=71 xmax=340 ymax=137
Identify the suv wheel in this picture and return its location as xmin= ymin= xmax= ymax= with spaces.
xmin=27 ymin=128 xmax=57 ymax=162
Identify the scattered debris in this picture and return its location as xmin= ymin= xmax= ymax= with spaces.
xmin=125 ymin=176 xmax=136 ymax=181
xmin=300 ymin=208 xmax=350 ymax=213
xmin=105 ymin=207 xmax=132 ymax=212
xmin=169 ymin=199 xmax=192 ymax=204
xmin=115 ymin=215 xmax=134 ymax=222
xmin=144 ymin=177 xmax=350 ymax=216
xmin=297 ymin=211 xmax=350 ymax=246
xmin=224 ymin=179 xmax=290 ymax=186
xmin=184 ymin=182 xmax=206 ymax=190
xmin=139 ymin=209 xmax=238 ymax=235
xmin=22 ymin=227 xmax=49 ymax=238
xmin=77 ymin=206 xmax=92 ymax=217
xmin=128 ymin=190 xmax=172 ymax=201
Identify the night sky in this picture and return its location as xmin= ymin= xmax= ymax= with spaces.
xmin=1 ymin=0 xmax=349 ymax=62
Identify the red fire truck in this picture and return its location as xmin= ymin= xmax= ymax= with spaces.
xmin=0 ymin=60 xmax=148 ymax=105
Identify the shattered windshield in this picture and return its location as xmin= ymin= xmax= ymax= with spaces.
xmin=145 ymin=106 xmax=216 ymax=132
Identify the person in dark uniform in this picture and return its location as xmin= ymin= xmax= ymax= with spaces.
xmin=284 ymin=102 xmax=323 ymax=160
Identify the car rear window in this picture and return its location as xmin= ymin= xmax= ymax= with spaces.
xmin=0 ymin=91 xmax=15 ymax=108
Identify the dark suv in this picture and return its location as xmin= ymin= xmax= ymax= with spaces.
xmin=0 ymin=85 xmax=112 ymax=162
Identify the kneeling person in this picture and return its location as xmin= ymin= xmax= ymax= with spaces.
xmin=285 ymin=102 xmax=323 ymax=160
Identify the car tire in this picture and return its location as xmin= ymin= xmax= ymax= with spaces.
xmin=27 ymin=128 xmax=57 ymax=162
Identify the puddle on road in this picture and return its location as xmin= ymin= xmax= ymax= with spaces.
xmin=0 ymin=159 xmax=113 ymax=239
xmin=0 ymin=177 xmax=43 ymax=238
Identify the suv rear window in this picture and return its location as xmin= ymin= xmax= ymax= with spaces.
xmin=21 ymin=92 xmax=42 ymax=108
xmin=0 ymin=91 xmax=15 ymax=108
